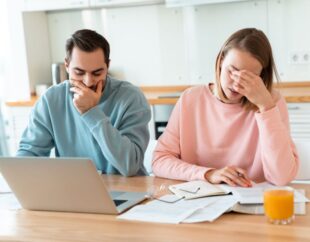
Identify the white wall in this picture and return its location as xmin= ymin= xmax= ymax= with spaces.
xmin=23 ymin=11 xmax=52 ymax=91
xmin=0 ymin=0 xmax=9 ymax=99
xmin=47 ymin=5 xmax=187 ymax=86
xmin=181 ymin=1 xmax=268 ymax=84
xmin=268 ymin=0 xmax=310 ymax=81
xmin=1 ymin=0 xmax=30 ymax=101
xmin=23 ymin=0 xmax=310 ymax=90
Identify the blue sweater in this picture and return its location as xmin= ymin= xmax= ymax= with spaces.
xmin=17 ymin=76 xmax=151 ymax=176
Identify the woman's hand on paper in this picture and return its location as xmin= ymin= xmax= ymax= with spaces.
xmin=204 ymin=166 xmax=252 ymax=187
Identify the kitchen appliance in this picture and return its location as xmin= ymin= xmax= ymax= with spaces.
xmin=51 ymin=63 xmax=68 ymax=85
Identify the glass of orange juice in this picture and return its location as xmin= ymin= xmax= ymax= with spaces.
xmin=264 ymin=187 xmax=294 ymax=225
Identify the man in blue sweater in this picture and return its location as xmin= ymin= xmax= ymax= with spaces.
xmin=17 ymin=29 xmax=151 ymax=176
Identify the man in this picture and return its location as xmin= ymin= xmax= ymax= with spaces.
xmin=17 ymin=29 xmax=151 ymax=176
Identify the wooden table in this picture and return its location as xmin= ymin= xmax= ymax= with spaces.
xmin=0 ymin=175 xmax=309 ymax=242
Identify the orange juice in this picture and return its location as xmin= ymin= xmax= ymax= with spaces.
xmin=264 ymin=188 xmax=294 ymax=224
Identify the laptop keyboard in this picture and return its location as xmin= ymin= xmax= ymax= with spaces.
xmin=113 ymin=199 xmax=128 ymax=207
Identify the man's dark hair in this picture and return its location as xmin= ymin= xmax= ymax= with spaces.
xmin=66 ymin=29 xmax=110 ymax=65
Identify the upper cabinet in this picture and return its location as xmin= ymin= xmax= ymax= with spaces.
xmin=165 ymin=0 xmax=251 ymax=7
xmin=23 ymin=0 xmax=164 ymax=12
xmin=89 ymin=0 xmax=163 ymax=7
xmin=23 ymin=0 xmax=90 ymax=12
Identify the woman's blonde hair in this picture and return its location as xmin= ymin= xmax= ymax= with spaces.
xmin=214 ymin=28 xmax=279 ymax=111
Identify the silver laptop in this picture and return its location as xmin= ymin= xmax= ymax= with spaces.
xmin=0 ymin=157 xmax=146 ymax=214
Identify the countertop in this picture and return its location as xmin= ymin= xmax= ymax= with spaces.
xmin=5 ymin=82 xmax=310 ymax=107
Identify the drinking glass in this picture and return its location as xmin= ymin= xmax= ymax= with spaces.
xmin=264 ymin=187 xmax=294 ymax=225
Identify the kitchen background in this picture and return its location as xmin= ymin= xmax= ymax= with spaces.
xmin=0 ymin=0 xmax=310 ymax=164
xmin=1 ymin=0 xmax=310 ymax=99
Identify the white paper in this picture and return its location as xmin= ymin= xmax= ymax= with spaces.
xmin=169 ymin=180 xmax=228 ymax=200
xmin=118 ymin=194 xmax=224 ymax=224
xmin=222 ymin=182 xmax=309 ymax=204
xmin=231 ymin=203 xmax=264 ymax=214
xmin=292 ymin=180 xmax=310 ymax=185
xmin=182 ymin=196 xmax=238 ymax=223
xmin=231 ymin=201 xmax=306 ymax=215
xmin=232 ymin=189 xmax=307 ymax=215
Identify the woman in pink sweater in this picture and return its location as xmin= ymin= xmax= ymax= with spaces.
xmin=152 ymin=28 xmax=299 ymax=187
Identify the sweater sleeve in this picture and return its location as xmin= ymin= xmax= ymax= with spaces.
xmin=17 ymin=96 xmax=54 ymax=157
xmin=255 ymin=96 xmax=299 ymax=185
xmin=152 ymin=95 xmax=210 ymax=181
xmin=81 ymin=93 xmax=151 ymax=177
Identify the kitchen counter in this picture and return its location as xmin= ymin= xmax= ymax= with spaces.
xmin=142 ymin=82 xmax=310 ymax=104
xmin=5 ymin=95 xmax=39 ymax=107
xmin=5 ymin=82 xmax=310 ymax=107
xmin=275 ymin=82 xmax=310 ymax=103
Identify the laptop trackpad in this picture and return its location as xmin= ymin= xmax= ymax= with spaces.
xmin=110 ymin=191 xmax=126 ymax=199
xmin=110 ymin=191 xmax=141 ymax=200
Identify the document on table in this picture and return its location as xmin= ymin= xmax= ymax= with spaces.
xmin=119 ymin=181 xmax=309 ymax=224
xmin=169 ymin=180 xmax=229 ymax=200
xmin=182 ymin=195 xmax=238 ymax=223
xmin=222 ymin=182 xmax=310 ymax=204
xmin=231 ymin=198 xmax=306 ymax=215
xmin=229 ymin=188 xmax=308 ymax=215
xmin=118 ymin=194 xmax=237 ymax=224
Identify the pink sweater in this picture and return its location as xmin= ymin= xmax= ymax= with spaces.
xmin=152 ymin=85 xmax=299 ymax=185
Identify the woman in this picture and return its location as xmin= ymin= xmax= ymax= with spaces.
xmin=152 ymin=28 xmax=299 ymax=187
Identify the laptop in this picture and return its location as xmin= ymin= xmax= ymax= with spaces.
xmin=0 ymin=157 xmax=147 ymax=214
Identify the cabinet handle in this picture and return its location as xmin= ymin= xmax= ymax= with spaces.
xmin=95 ymin=0 xmax=109 ymax=3
xmin=288 ymin=106 xmax=300 ymax=110
xmin=70 ymin=0 xmax=84 ymax=5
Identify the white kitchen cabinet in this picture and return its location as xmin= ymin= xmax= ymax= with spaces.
xmin=149 ymin=102 xmax=310 ymax=141
xmin=2 ymin=105 xmax=33 ymax=156
xmin=23 ymin=0 xmax=89 ymax=12
xmin=287 ymin=103 xmax=310 ymax=141
xmin=165 ymin=0 xmax=251 ymax=7
xmin=89 ymin=0 xmax=163 ymax=7
xmin=23 ymin=0 xmax=162 ymax=11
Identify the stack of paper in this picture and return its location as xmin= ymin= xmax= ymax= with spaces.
xmin=223 ymin=182 xmax=309 ymax=215
xmin=118 ymin=194 xmax=237 ymax=223
xmin=118 ymin=181 xmax=310 ymax=224
xmin=230 ymin=200 xmax=306 ymax=215
xmin=223 ymin=182 xmax=310 ymax=204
